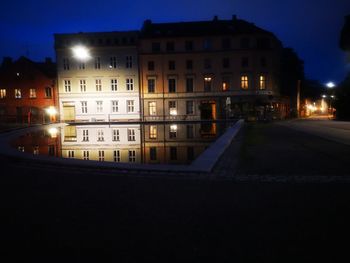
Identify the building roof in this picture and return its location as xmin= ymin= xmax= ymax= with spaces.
xmin=140 ymin=16 xmax=278 ymax=39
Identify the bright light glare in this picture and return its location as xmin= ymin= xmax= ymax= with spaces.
xmin=170 ymin=124 xmax=178 ymax=131
xmin=326 ymin=82 xmax=335 ymax=88
xmin=170 ymin=109 xmax=177 ymax=116
xmin=72 ymin=45 xmax=91 ymax=61
xmin=322 ymin=95 xmax=327 ymax=98
xmin=48 ymin=127 xmax=58 ymax=138
xmin=46 ymin=106 xmax=57 ymax=116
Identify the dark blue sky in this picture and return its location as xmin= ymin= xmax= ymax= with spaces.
xmin=0 ymin=0 xmax=349 ymax=84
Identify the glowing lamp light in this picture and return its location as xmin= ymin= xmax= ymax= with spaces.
xmin=322 ymin=95 xmax=327 ymax=98
xmin=48 ymin=127 xmax=58 ymax=138
xmin=46 ymin=106 xmax=57 ymax=116
xmin=170 ymin=124 xmax=178 ymax=131
xmin=72 ymin=45 xmax=91 ymax=61
xmin=326 ymin=82 xmax=335 ymax=88
xmin=170 ymin=109 xmax=177 ymax=116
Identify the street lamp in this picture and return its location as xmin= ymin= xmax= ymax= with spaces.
xmin=71 ymin=45 xmax=91 ymax=61
xmin=326 ymin=82 xmax=335 ymax=88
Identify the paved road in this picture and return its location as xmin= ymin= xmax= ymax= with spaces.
xmin=279 ymin=118 xmax=350 ymax=145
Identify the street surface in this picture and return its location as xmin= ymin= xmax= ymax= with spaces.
xmin=1 ymin=118 xmax=350 ymax=261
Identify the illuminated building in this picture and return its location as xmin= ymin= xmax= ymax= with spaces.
xmin=139 ymin=16 xmax=285 ymax=120
xmin=0 ymin=57 xmax=57 ymax=123
xmin=54 ymin=31 xmax=140 ymax=122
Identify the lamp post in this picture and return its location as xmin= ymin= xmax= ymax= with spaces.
xmin=325 ymin=82 xmax=336 ymax=117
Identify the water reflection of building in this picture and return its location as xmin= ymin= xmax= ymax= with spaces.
xmin=61 ymin=124 xmax=142 ymax=163
xmin=141 ymin=122 xmax=221 ymax=164
xmin=11 ymin=127 xmax=61 ymax=157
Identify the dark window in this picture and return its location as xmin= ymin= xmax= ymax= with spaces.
xmin=240 ymin=37 xmax=250 ymax=48
xmin=148 ymin=79 xmax=155 ymax=93
xmin=186 ymin=101 xmax=194 ymax=114
xmin=241 ymin=57 xmax=249 ymax=67
xmin=186 ymin=60 xmax=193 ymax=70
xmin=170 ymin=147 xmax=177 ymax=160
xmin=185 ymin=41 xmax=193 ymax=51
xmin=114 ymin=38 xmax=119 ymax=45
xmin=150 ymin=147 xmax=157 ymax=161
xmin=261 ymin=57 xmax=267 ymax=67
xmin=222 ymin=38 xmax=231 ymax=49
xmin=204 ymin=59 xmax=211 ymax=69
xmin=152 ymin=42 xmax=161 ymax=52
xmin=166 ymin=41 xmax=175 ymax=51
xmin=48 ymin=145 xmax=55 ymax=156
xmin=187 ymin=146 xmax=194 ymax=161
xmin=122 ymin=37 xmax=127 ymax=44
xmin=148 ymin=61 xmax=155 ymax=71
xmin=186 ymin=125 xmax=194 ymax=139
xmin=168 ymin=79 xmax=176 ymax=93
xmin=186 ymin=78 xmax=194 ymax=92
xmin=203 ymin=39 xmax=212 ymax=50
xmin=45 ymin=87 xmax=52 ymax=98
xmin=257 ymin=38 xmax=270 ymax=49
xmin=168 ymin=60 xmax=175 ymax=70
xmin=222 ymin=58 xmax=230 ymax=69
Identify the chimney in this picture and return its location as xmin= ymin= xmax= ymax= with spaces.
xmin=232 ymin=15 xmax=237 ymax=20
xmin=213 ymin=15 xmax=218 ymax=21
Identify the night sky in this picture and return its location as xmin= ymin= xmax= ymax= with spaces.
xmin=0 ymin=0 xmax=349 ymax=84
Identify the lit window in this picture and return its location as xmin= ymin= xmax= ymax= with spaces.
xmin=149 ymin=125 xmax=157 ymax=139
xmin=222 ymin=77 xmax=230 ymax=91
xmin=168 ymin=78 xmax=176 ymax=93
xmin=204 ymin=77 xmax=212 ymax=92
xmin=148 ymin=101 xmax=156 ymax=116
xmin=33 ymin=146 xmax=39 ymax=155
xmin=83 ymin=150 xmax=89 ymax=160
xmin=67 ymin=150 xmax=74 ymax=158
xmin=169 ymin=101 xmax=177 ymax=116
xmin=15 ymin=89 xmax=21 ymax=98
xmin=81 ymin=101 xmax=87 ymax=113
xmin=114 ymin=150 xmax=120 ymax=162
xmin=128 ymin=150 xmax=136 ymax=162
xmin=111 ymin=79 xmax=117 ymax=91
xmin=80 ymin=80 xmax=86 ymax=92
xmin=112 ymin=129 xmax=120 ymax=141
xmin=82 ymin=129 xmax=89 ymax=141
xmin=63 ymin=58 xmax=70 ymax=70
xmin=259 ymin=75 xmax=266 ymax=90
xmin=127 ymin=100 xmax=134 ymax=113
xmin=97 ymin=129 xmax=104 ymax=141
xmin=29 ymin=88 xmax=36 ymax=98
xmin=169 ymin=124 xmax=177 ymax=138
xmin=96 ymin=101 xmax=103 ymax=113
xmin=95 ymin=57 xmax=101 ymax=69
xmin=0 ymin=89 xmax=6 ymax=99
xmin=110 ymin=57 xmax=117 ymax=68
xmin=241 ymin=75 xmax=249 ymax=89
xmin=111 ymin=100 xmax=118 ymax=112
xmin=150 ymin=147 xmax=157 ymax=161
xmin=98 ymin=150 xmax=105 ymax=161
xmin=95 ymin=79 xmax=102 ymax=91
xmin=18 ymin=146 xmax=24 ymax=152
xmin=126 ymin=56 xmax=132 ymax=68
xmin=126 ymin=78 xmax=134 ymax=91
xmin=64 ymin=80 xmax=71 ymax=92
xmin=128 ymin=129 xmax=135 ymax=141
xmin=148 ymin=78 xmax=155 ymax=93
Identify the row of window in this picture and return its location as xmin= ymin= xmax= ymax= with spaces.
xmin=67 ymin=149 xmax=137 ymax=162
xmin=0 ymin=87 xmax=52 ymax=99
xmin=147 ymin=75 xmax=267 ymax=93
xmin=63 ymin=56 xmax=133 ymax=70
xmin=63 ymin=78 xmax=134 ymax=92
xmin=60 ymin=36 xmax=136 ymax=48
xmin=150 ymin=37 xmax=271 ymax=52
xmin=81 ymin=128 xmax=136 ymax=142
xmin=79 ymin=100 xmax=135 ymax=113
xmin=148 ymin=101 xmax=194 ymax=116
xmin=147 ymin=57 xmax=267 ymax=71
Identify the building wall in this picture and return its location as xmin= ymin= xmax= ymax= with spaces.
xmin=55 ymin=32 xmax=140 ymax=122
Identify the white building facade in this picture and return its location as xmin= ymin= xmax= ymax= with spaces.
xmin=55 ymin=31 xmax=140 ymax=122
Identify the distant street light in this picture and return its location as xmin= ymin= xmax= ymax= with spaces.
xmin=326 ymin=82 xmax=336 ymax=88
xmin=72 ymin=45 xmax=91 ymax=61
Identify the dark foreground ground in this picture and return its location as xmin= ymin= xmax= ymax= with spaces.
xmin=1 ymin=122 xmax=350 ymax=261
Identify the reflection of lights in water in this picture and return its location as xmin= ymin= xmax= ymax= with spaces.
xmin=48 ymin=127 xmax=58 ymax=138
